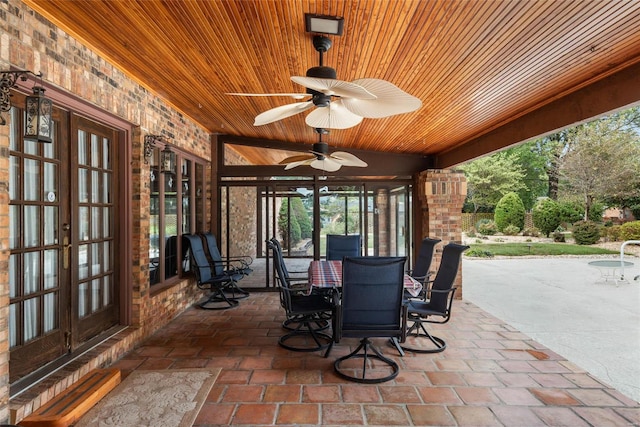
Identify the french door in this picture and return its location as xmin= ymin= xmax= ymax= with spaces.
xmin=9 ymin=100 xmax=120 ymax=383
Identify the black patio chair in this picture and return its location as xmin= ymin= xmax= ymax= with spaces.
xmin=325 ymin=256 xmax=407 ymax=383
xmin=326 ymin=234 xmax=361 ymax=260
xmin=183 ymin=234 xmax=244 ymax=310
xmin=405 ymin=237 xmax=441 ymax=300
xmin=401 ymin=242 xmax=469 ymax=353
xmin=267 ymin=240 xmax=336 ymax=352
xmin=200 ymin=232 xmax=252 ymax=299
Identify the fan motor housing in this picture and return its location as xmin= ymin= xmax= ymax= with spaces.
xmin=312 ymin=142 xmax=329 ymax=160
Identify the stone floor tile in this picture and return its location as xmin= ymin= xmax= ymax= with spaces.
xmin=217 ymin=368 xmax=252 ymax=384
xmin=193 ymin=402 xmax=235 ymax=425
xmin=454 ymin=386 xmax=500 ymax=404
xmin=263 ymin=384 xmax=302 ymax=402
xmin=426 ymin=371 xmax=467 ymax=386
xmin=222 ymin=384 xmax=265 ymax=402
xmin=466 ymin=359 xmax=505 ymax=372
xmin=498 ymin=359 xmax=537 ymax=373
xmin=205 ymin=356 xmax=241 ymax=369
xmin=379 ymin=385 xmax=422 ymax=403
xmin=276 ymin=403 xmax=319 ymax=425
xmin=136 ymin=357 xmax=173 ymax=370
xmin=496 ymin=372 xmax=541 ymax=387
xmin=205 ymin=384 xmax=225 ymax=403
xmin=461 ymin=372 xmax=503 ymax=387
xmin=167 ymin=346 xmax=202 ymax=357
xmin=531 ymin=407 xmax=590 ymax=426
xmin=341 ymin=384 xmax=381 ymax=402
xmin=529 ymin=373 xmax=577 ymax=388
xmin=407 ymin=405 xmax=456 ymax=426
xmin=321 ymin=403 xmax=365 ymax=425
xmin=615 ymin=407 xmax=640 ymax=425
xmin=448 ymin=405 xmax=500 ymax=426
xmin=530 ymin=360 xmax=573 ymax=373
xmin=239 ymin=356 xmax=274 ymax=369
xmin=363 ymin=404 xmax=410 ymax=425
xmin=394 ymin=369 xmax=432 ymax=385
xmin=286 ymin=369 xmax=322 ymax=384
xmin=568 ymin=388 xmax=628 ymax=406
xmin=490 ymin=405 xmax=546 ymax=426
xmin=573 ymin=407 xmax=635 ymax=427
xmin=232 ymin=403 xmax=278 ymax=424
xmin=250 ymin=369 xmax=286 ymax=384
xmin=417 ymin=386 xmax=462 ymax=404
xmin=492 ymin=387 xmax=544 ymax=406
xmin=435 ymin=359 xmax=471 ymax=371
xmin=530 ymin=388 xmax=581 ymax=406
xmin=563 ymin=372 xmax=607 ymax=388
xmin=170 ymin=358 xmax=209 ymax=368
xmin=302 ymin=385 xmax=341 ymax=403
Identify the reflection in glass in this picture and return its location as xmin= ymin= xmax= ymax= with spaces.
xmin=24 ymin=158 xmax=40 ymax=201
xmin=24 ymin=206 xmax=40 ymax=247
xmin=91 ymin=207 xmax=101 ymax=239
xmin=9 ymin=304 xmax=17 ymax=347
xmin=78 ymin=282 xmax=87 ymax=317
xmin=44 ymin=249 xmax=58 ymax=290
xmin=43 ymin=293 xmax=57 ymax=333
xmin=103 ymin=276 xmax=111 ymax=306
xmin=103 ymin=241 xmax=110 ymax=271
xmin=91 ymin=170 xmax=100 ymax=203
xmin=44 ymin=162 xmax=57 ymax=198
xmin=9 ymin=255 xmax=17 ymax=298
xmin=91 ymin=279 xmax=100 ymax=312
xmin=103 ymin=137 xmax=111 ymax=169
xmin=91 ymin=133 xmax=100 ymax=168
xmin=79 ymin=207 xmax=89 ymax=241
xmin=78 ymin=244 xmax=88 ymax=280
xmin=24 ymin=252 xmax=40 ymax=295
xmin=78 ymin=168 xmax=88 ymax=203
xmin=9 ymin=155 xmax=19 ymax=200
xmin=44 ymin=206 xmax=58 ymax=245
xmin=9 ymin=205 xmax=19 ymax=249
xmin=103 ymin=172 xmax=111 ymax=203
xmin=23 ymin=297 xmax=39 ymax=342
xmin=103 ymin=207 xmax=110 ymax=237
xmin=92 ymin=242 xmax=101 ymax=275
xmin=43 ymin=122 xmax=56 ymax=159
xmin=78 ymin=130 xmax=88 ymax=165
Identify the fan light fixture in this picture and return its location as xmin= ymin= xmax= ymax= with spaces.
xmin=0 ymin=70 xmax=53 ymax=143
xmin=305 ymin=13 xmax=344 ymax=36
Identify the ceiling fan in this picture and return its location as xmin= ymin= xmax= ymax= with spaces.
xmin=279 ymin=128 xmax=367 ymax=172
xmin=228 ymin=35 xmax=422 ymax=129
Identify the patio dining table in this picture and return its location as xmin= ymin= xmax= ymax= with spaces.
xmin=309 ymin=260 xmax=423 ymax=297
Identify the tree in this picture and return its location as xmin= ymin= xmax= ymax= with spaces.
xmin=559 ymin=116 xmax=640 ymax=220
xmin=502 ymin=142 xmax=549 ymax=210
xmin=494 ymin=192 xmax=525 ymax=232
xmin=461 ymin=153 xmax=525 ymax=212
xmin=532 ymin=198 xmax=561 ymax=237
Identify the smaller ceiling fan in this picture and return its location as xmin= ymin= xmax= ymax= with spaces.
xmin=279 ymin=128 xmax=367 ymax=172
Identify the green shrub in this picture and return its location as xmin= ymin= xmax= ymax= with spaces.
xmin=533 ymin=198 xmax=561 ymax=237
xmin=477 ymin=219 xmax=498 ymax=235
xmin=556 ymin=200 xmax=583 ymax=225
xmin=522 ymin=227 xmax=541 ymax=237
xmin=552 ymin=226 xmax=566 ymax=242
xmin=503 ymin=224 xmax=521 ymax=236
xmin=466 ymin=248 xmax=494 ymax=258
xmin=572 ymin=220 xmax=600 ymax=245
xmin=466 ymin=228 xmax=477 ymax=238
xmin=619 ymin=221 xmax=640 ymax=240
xmin=605 ymin=225 xmax=622 ymax=241
xmin=588 ymin=201 xmax=605 ymax=223
xmin=494 ymin=192 xmax=525 ymax=232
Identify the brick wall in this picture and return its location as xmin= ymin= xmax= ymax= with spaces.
xmin=0 ymin=1 xmax=212 ymax=421
xmin=417 ymin=169 xmax=467 ymax=295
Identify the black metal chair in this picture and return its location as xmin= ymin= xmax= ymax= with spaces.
xmin=200 ymin=232 xmax=252 ymax=299
xmin=183 ymin=234 xmax=244 ymax=310
xmin=401 ymin=242 xmax=469 ymax=353
xmin=326 ymin=234 xmax=361 ymax=260
xmin=267 ymin=240 xmax=336 ymax=352
xmin=405 ymin=237 xmax=441 ymax=300
xmin=325 ymin=256 xmax=407 ymax=383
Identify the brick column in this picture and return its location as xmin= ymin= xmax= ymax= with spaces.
xmin=416 ymin=169 xmax=467 ymax=296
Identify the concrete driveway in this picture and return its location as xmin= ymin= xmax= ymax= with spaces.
xmin=462 ymin=256 xmax=640 ymax=403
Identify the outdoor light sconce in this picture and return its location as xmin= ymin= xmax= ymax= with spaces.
xmin=144 ymin=134 xmax=175 ymax=173
xmin=0 ymin=70 xmax=53 ymax=143
xmin=305 ymin=13 xmax=344 ymax=36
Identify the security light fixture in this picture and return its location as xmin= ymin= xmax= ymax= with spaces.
xmin=0 ymin=70 xmax=53 ymax=142
xmin=305 ymin=13 xmax=344 ymax=36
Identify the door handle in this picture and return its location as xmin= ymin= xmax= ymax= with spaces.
xmin=63 ymin=236 xmax=72 ymax=269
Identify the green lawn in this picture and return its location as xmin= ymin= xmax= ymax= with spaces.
xmin=466 ymin=243 xmax=619 ymax=257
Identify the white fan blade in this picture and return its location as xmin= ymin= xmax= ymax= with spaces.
xmin=310 ymin=158 xmax=342 ymax=172
xmin=283 ymin=158 xmax=315 ymax=170
xmin=226 ymin=92 xmax=310 ymax=100
xmin=291 ymin=76 xmax=376 ymax=99
xmin=341 ymin=78 xmax=422 ymax=118
xmin=254 ymin=101 xmax=313 ymax=126
xmin=305 ymin=100 xmax=364 ymax=129
xmin=328 ymin=151 xmax=368 ymax=168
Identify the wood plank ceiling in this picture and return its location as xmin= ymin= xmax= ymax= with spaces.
xmin=23 ymin=0 xmax=640 ymax=168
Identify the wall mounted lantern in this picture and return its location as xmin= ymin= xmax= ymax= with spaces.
xmin=143 ymin=134 xmax=175 ymax=174
xmin=1 ymin=70 xmax=53 ymax=142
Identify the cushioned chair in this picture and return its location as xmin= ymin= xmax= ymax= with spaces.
xmin=267 ymin=240 xmax=336 ymax=352
xmin=326 ymin=234 xmax=361 ymax=260
xmin=325 ymin=256 xmax=407 ymax=383
xmin=200 ymin=232 xmax=252 ymax=299
xmin=183 ymin=234 xmax=244 ymax=310
xmin=401 ymin=242 xmax=469 ymax=353
xmin=405 ymin=237 xmax=441 ymax=300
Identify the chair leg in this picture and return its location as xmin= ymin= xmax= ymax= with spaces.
xmin=279 ymin=318 xmax=333 ymax=352
xmin=199 ymin=286 xmax=239 ymax=310
xmin=223 ymin=280 xmax=250 ymax=299
xmin=283 ymin=312 xmax=330 ymax=332
xmin=400 ymin=320 xmax=447 ymax=353
xmin=334 ymin=338 xmax=399 ymax=384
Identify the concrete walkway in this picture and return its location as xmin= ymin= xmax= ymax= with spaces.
xmin=462 ymin=256 xmax=640 ymax=403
